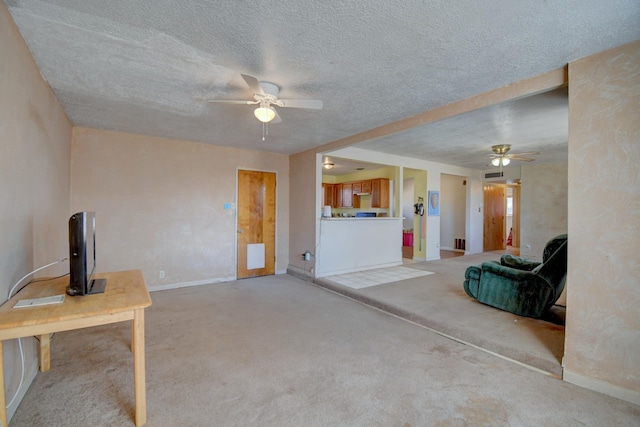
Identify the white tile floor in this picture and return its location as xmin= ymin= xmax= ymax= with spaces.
xmin=327 ymin=266 xmax=434 ymax=289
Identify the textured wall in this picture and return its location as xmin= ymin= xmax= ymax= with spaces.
xmin=287 ymin=149 xmax=318 ymax=275
xmin=440 ymin=174 xmax=466 ymax=251
xmin=0 ymin=2 xmax=72 ymax=419
xmin=564 ymin=41 xmax=640 ymax=403
xmin=520 ymin=162 xmax=569 ymax=260
xmin=71 ymin=128 xmax=289 ymax=290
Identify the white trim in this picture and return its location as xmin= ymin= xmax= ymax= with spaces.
xmin=149 ymin=276 xmax=236 ymax=292
xmin=563 ymin=369 xmax=640 ymax=406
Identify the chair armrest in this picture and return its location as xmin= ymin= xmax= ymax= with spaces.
xmin=482 ymin=261 xmax=538 ymax=280
xmin=500 ymin=254 xmax=541 ymax=271
xmin=478 ymin=262 xmax=554 ymax=317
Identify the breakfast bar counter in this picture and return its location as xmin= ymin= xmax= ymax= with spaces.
xmin=316 ymin=217 xmax=403 ymax=277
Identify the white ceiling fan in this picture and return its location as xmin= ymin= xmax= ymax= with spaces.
xmin=208 ymin=74 xmax=323 ymax=125
xmin=487 ymin=144 xmax=538 ymax=167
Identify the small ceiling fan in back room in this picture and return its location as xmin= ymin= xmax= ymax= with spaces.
xmin=208 ymin=74 xmax=323 ymax=141
xmin=487 ymin=144 xmax=539 ymax=167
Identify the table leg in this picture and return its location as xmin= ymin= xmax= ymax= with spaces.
xmin=0 ymin=340 xmax=7 ymax=427
xmin=38 ymin=334 xmax=50 ymax=372
xmin=133 ymin=309 xmax=146 ymax=426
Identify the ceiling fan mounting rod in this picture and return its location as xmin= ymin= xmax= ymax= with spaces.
xmin=491 ymin=144 xmax=511 ymax=155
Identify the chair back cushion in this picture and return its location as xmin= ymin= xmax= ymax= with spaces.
xmin=536 ymin=236 xmax=568 ymax=309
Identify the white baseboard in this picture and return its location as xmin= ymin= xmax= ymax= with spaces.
xmin=563 ymin=369 xmax=640 ymax=406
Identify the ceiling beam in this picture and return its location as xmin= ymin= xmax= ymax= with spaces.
xmin=306 ymin=66 xmax=568 ymax=156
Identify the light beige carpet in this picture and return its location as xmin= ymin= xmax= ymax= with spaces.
xmin=313 ymin=251 xmax=567 ymax=376
xmin=10 ymin=275 xmax=640 ymax=426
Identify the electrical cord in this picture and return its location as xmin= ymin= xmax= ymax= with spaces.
xmin=10 ymin=272 xmax=70 ymax=299
xmin=5 ymin=258 xmax=67 ymax=409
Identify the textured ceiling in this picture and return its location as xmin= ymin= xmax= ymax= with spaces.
xmin=6 ymin=0 xmax=640 ymax=171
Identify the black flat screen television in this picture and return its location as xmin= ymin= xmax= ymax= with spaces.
xmin=67 ymin=211 xmax=106 ymax=296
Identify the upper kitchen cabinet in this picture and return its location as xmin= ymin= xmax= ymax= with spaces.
xmin=371 ymin=178 xmax=389 ymax=208
xmin=341 ymin=182 xmax=353 ymax=208
xmin=322 ymin=183 xmax=335 ymax=207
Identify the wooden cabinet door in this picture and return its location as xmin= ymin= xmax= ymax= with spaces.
xmin=322 ymin=184 xmax=334 ymax=207
xmin=341 ymin=183 xmax=353 ymax=207
xmin=371 ymin=179 xmax=380 ymax=206
xmin=371 ymin=178 xmax=389 ymax=208
xmin=334 ymin=184 xmax=343 ymax=208
xmin=361 ymin=180 xmax=372 ymax=193
xmin=352 ymin=181 xmax=362 ymax=193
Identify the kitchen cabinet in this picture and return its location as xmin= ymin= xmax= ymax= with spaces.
xmin=332 ymin=183 xmax=353 ymax=208
xmin=341 ymin=182 xmax=353 ymax=207
xmin=371 ymin=178 xmax=389 ymax=208
xmin=351 ymin=180 xmax=372 ymax=195
xmin=322 ymin=183 xmax=335 ymax=207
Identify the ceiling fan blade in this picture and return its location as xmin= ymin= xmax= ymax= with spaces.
xmin=271 ymin=108 xmax=282 ymax=124
xmin=509 ymin=156 xmax=536 ymax=162
xmin=207 ymin=99 xmax=258 ymax=105
xmin=278 ymin=99 xmax=323 ymax=109
xmin=241 ymin=74 xmax=264 ymax=95
xmin=510 ymin=151 xmax=540 ymax=157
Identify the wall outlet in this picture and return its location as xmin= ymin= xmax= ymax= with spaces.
xmin=159 ymin=270 xmax=165 ymax=279
xmin=525 ymin=244 xmax=531 ymax=251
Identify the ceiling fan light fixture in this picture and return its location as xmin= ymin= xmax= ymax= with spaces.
xmin=254 ymin=105 xmax=276 ymax=123
xmin=491 ymin=158 xmax=501 ymax=166
xmin=501 ymin=157 xmax=510 ymax=166
xmin=323 ymin=162 xmax=334 ymax=170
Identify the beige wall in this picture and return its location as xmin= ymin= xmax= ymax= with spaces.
xmin=288 ymin=150 xmax=318 ymax=276
xmin=71 ymin=128 xmax=290 ymax=290
xmin=520 ymin=161 xmax=569 ymax=260
xmin=0 ymin=2 xmax=72 ymax=419
xmin=564 ymin=41 xmax=640 ymax=404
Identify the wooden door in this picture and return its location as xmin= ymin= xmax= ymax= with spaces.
xmin=511 ymin=185 xmax=521 ymax=248
xmin=237 ymin=170 xmax=276 ymax=278
xmin=483 ymin=184 xmax=505 ymax=251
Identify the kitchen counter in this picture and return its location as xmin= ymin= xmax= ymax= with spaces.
xmin=322 ymin=216 xmax=399 ymax=220
xmin=316 ymin=217 xmax=403 ymax=277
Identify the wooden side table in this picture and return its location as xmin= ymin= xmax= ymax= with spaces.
xmin=0 ymin=270 xmax=151 ymax=426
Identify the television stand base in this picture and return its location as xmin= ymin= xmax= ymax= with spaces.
xmin=89 ymin=278 xmax=107 ymax=294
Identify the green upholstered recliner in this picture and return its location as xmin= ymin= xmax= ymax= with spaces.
xmin=463 ymin=235 xmax=567 ymax=318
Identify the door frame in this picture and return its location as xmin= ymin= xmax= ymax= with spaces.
xmin=235 ymin=167 xmax=279 ymax=279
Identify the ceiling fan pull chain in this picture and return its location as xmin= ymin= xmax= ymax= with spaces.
xmin=262 ymin=122 xmax=266 ymax=141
